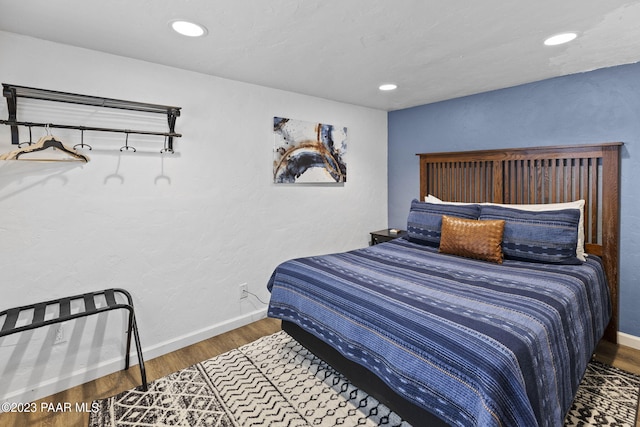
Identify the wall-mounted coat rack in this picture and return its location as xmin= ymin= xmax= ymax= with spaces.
xmin=0 ymin=83 xmax=182 ymax=153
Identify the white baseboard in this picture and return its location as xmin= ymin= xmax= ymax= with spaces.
xmin=2 ymin=308 xmax=268 ymax=406
xmin=142 ymin=307 xmax=268 ymax=362
xmin=6 ymin=309 xmax=631 ymax=408
xmin=618 ymin=331 xmax=640 ymax=351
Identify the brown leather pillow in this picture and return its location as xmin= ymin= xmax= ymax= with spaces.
xmin=439 ymin=215 xmax=506 ymax=264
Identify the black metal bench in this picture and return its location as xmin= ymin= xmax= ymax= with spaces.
xmin=0 ymin=288 xmax=147 ymax=391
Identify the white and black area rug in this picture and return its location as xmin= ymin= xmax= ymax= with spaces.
xmin=89 ymin=331 xmax=640 ymax=427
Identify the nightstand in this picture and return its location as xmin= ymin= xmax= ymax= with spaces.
xmin=370 ymin=228 xmax=407 ymax=245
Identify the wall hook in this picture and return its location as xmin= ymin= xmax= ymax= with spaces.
xmin=18 ymin=126 xmax=34 ymax=148
xmin=73 ymin=129 xmax=92 ymax=151
xmin=120 ymin=132 xmax=136 ymax=152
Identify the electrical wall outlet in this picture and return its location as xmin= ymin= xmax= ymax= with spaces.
xmin=239 ymin=283 xmax=248 ymax=299
xmin=53 ymin=324 xmax=66 ymax=345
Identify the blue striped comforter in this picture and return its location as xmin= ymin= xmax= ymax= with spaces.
xmin=267 ymin=238 xmax=611 ymax=426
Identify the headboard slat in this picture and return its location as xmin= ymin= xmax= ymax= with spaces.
xmin=589 ymin=158 xmax=598 ymax=244
xmin=417 ymin=142 xmax=622 ymax=343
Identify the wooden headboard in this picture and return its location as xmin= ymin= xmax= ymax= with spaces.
xmin=417 ymin=142 xmax=622 ymax=342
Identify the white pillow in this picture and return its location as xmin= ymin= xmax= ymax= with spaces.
xmin=425 ymin=195 xmax=586 ymax=261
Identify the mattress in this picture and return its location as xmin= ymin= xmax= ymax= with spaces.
xmin=267 ymin=238 xmax=611 ymax=426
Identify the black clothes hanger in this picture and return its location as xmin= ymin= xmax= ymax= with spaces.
xmin=0 ymin=131 xmax=89 ymax=162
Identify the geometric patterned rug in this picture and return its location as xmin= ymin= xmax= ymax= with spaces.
xmin=88 ymin=331 xmax=640 ymax=427
xmin=566 ymin=360 xmax=640 ymax=426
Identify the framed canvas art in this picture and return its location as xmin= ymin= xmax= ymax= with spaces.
xmin=273 ymin=117 xmax=347 ymax=183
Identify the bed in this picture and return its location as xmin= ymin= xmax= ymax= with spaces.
xmin=267 ymin=143 xmax=622 ymax=426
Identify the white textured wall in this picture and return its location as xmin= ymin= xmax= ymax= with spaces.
xmin=0 ymin=31 xmax=388 ymax=402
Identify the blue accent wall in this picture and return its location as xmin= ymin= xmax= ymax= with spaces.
xmin=388 ymin=62 xmax=640 ymax=337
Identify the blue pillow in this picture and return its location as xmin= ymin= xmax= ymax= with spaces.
xmin=406 ymin=200 xmax=480 ymax=247
xmin=479 ymin=204 xmax=581 ymax=264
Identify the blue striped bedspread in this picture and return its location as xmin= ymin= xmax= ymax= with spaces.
xmin=267 ymin=238 xmax=611 ymax=426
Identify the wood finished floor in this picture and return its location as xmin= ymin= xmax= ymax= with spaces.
xmin=1 ymin=317 xmax=638 ymax=427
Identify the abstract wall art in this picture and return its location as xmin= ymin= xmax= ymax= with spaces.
xmin=273 ymin=117 xmax=347 ymax=184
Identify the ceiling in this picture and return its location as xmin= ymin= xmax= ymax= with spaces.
xmin=1 ymin=0 xmax=639 ymax=111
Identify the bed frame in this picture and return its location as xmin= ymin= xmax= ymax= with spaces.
xmin=284 ymin=142 xmax=623 ymax=425
xmin=417 ymin=142 xmax=622 ymax=343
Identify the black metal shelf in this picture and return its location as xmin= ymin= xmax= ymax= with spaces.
xmin=2 ymin=83 xmax=181 ymax=153
xmin=0 ymin=120 xmax=182 ymax=138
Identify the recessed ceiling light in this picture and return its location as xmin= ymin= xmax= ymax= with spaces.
xmin=379 ymin=83 xmax=398 ymax=91
xmin=544 ymin=32 xmax=577 ymax=46
xmin=170 ymin=20 xmax=208 ymax=37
